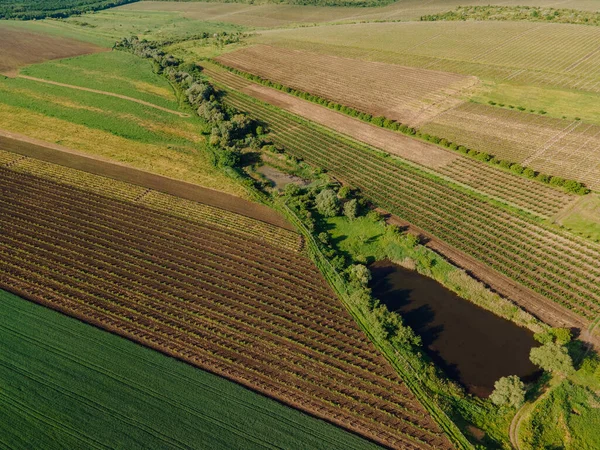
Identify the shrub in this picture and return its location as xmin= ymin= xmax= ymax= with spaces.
xmin=499 ymin=160 xmax=512 ymax=169
xmin=449 ymin=143 xmax=458 ymax=151
xmin=536 ymin=173 xmax=550 ymax=183
xmin=467 ymin=149 xmax=480 ymax=157
xmin=475 ymin=152 xmax=492 ymax=162
xmin=549 ymin=176 xmax=566 ymax=187
xmin=523 ymin=168 xmax=536 ymax=178
xmin=315 ymin=189 xmax=340 ymax=217
xmin=563 ymin=180 xmax=584 ymax=194
xmin=421 ymin=133 xmax=431 ymax=141
xmin=530 ymin=342 xmax=574 ymax=376
xmin=457 ymin=145 xmax=468 ymax=154
xmin=337 ymin=185 xmax=352 ymax=199
xmin=510 ymin=163 xmax=524 ymax=174
xmin=343 ymin=199 xmax=358 ymax=221
xmin=349 ymin=264 xmax=371 ymax=287
xmin=371 ymin=116 xmax=386 ymax=127
xmin=490 ymin=376 xmax=526 ymax=408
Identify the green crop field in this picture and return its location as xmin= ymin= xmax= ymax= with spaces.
xmin=0 ymin=290 xmax=378 ymax=450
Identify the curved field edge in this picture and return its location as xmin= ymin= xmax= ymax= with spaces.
xmin=0 ymin=289 xmax=377 ymax=450
xmin=0 ymin=133 xmax=292 ymax=232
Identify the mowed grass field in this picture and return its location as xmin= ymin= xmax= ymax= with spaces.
xmin=0 ymin=24 xmax=104 ymax=76
xmin=0 ymin=50 xmax=248 ymax=197
xmin=0 ymin=290 xmax=379 ymax=450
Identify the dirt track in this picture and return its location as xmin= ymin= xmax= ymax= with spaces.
xmin=381 ymin=211 xmax=597 ymax=348
xmin=0 ymin=129 xmax=292 ymax=231
xmin=241 ymin=83 xmax=458 ymax=169
xmin=18 ymin=75 xmax=190 ymax=117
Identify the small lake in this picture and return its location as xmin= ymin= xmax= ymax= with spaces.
xmin=370 ymin=260 xmax=539 ymax=397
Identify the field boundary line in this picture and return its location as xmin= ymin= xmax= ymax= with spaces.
xmin=17 ymin=75 xmax=191 ymax=118
xmin=0 ymin=129 xmax=293 ymax=231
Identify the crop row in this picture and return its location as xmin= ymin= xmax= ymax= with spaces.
xmin=0 ymin=169 xmax=452 ymax=449
xmin=222 ymin=90 xmax=600 ymax=320
xmin=3 ymin=158 xmax=301 ymax=252
xmin=205 ymin=66 xmax=575 ymax=218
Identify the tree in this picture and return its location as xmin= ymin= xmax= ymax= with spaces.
xmin=349 ymin=264 xmax=371 ymax=286
xmin=490 ymin=375 xmax=525 ymax=408
xmin=530 ymin=342 xmax=574 ymax=376
xmin=344 ymin=199 xmax=358 ymax=221
xmin=315 ymin=189 xmax=340 ymax=217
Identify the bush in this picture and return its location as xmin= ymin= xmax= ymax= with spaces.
xmin=536 ymin=173 xmax=550 ymax=183
xmin=349 ymin=264 xmax=371 ymax=287
xmin=371 ymin=116 xmax=386 ymax=127
xmin=315 ymin=189 xmax=340 ymax=217
xmin=499 ymin=160 xmax=512 ymax=169
xmin=337 ymin=185 xmax=352 ymax=199
xmin=343 ymin=199 xmax=359 ymax=221
xmin=549 ymin=176 xmax=566 ymax=187
xmin=523 ymin=168 xmax=536 ymax=178
xmin=510 ymin=163 xmax=524 ymax=174
xmin=530 ymin=342 xmax=574 ymax=375
xmin=457 ymin=145 xmax=468 ymax=154
xmin=490 ymin=376 xmax=526 ymax=408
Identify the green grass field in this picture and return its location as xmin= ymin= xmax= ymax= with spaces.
xmin=0 ymin=290 xmax=379 ymax=450
xmin=520 ymin=356 xmax=600 ymax=449
xmin=21 ymin=51 xmax=181 ymax=108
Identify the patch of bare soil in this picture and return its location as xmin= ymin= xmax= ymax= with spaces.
xmin=0 ymin=129 xmax=292 ymax=230
xmin=241 ymin=83 xmax=458 ymax=169
xmin=0 ymin=27 xmax=106 ymax=77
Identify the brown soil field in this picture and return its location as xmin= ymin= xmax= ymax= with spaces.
xmin=216 ymin=45 xmax=479 ymax=127
xmin=0 ymin=166 xmax=454 ymax=450
xmin=0 ymin=27 xmax=106 ymax=77
xmin=0 ymin=129 xmax=291 ymax=230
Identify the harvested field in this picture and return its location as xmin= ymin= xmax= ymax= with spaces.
xmin=256 ymin=21 xmax=600 ymax=94
xmin=205 ymin=65 xmax=575 ymax=218
xmin=215 ymin=84 xmax=600 ymax=329
xmin=0 ymin=163 xmax=454 ymax=450
xmin=421 ymin=102 xmax=600 ymax=190
xmin=0 ymin=26 xmax=105 ymax=77
xmin=216 ymin=45 xmax=477 ymax=126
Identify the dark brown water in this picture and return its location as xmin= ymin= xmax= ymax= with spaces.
xmin=370 ymin=260 xmax=539 ymax=397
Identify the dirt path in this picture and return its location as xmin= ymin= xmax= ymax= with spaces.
xmin=17 ymin=75 xmax=191 ymax=118
xmin=380 ymin=211 xmax=597 ymax=348
xmin=509 ymin=378 xmax=562 ymax=450
xmin=0 ymin=129 xmax=292 ymax=231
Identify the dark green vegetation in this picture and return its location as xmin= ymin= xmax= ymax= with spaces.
xmin=159 ymin=0 xmax=396 ymax=8
xmin=0 ymin=289 xmax=379 ymax=450
xmin=422 ymin=5 xmax=600 ymax=27
xmin=0 ymin=0 xmax=138 ymax=20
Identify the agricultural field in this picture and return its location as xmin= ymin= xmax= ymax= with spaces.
xmin=216 ymin=45 xmax=477 ymax=126
xmin=0 ymin=289 xmax=378 ymax=450
xmin=421 ymin=102 xmax=600 ymax=190
xmin=213 ymin=83 xmax=600 ymax=332
xmin=0 ymin=159 xmax=453 ymax=450
xmin=0 ymin=49 xmax=247 ymax=197
xmin=0 ymin=24 xmax=104 ymax=76
xmin=119 ymin=0 xmax=600 ymax=28
xmin=205 ymin=65 xmax=577 ymax=218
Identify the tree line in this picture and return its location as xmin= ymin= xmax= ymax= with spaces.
xmin=0 ymin=0 xmax=138 ymax=20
